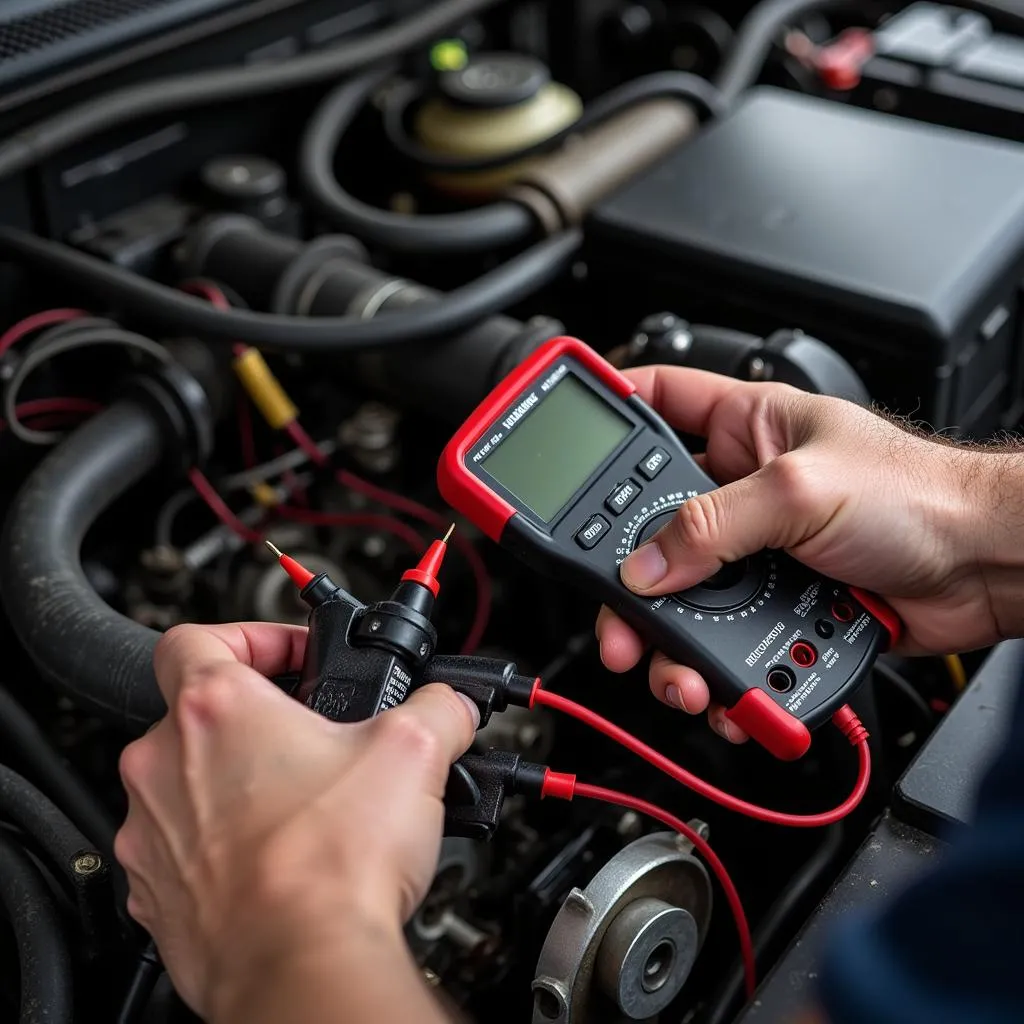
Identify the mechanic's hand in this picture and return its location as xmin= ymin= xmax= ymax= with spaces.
xmin=115 ymin=622 xmax=478 ymax=1020
xmin=597 ymin=365 xmax=1003 ymax=743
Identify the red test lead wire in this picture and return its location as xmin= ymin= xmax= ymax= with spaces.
xmin=532 ymin=686 xmax=871 ymax=828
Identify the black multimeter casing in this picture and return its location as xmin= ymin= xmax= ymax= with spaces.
xmin=439 ymin=336 xmax=899 ymax=760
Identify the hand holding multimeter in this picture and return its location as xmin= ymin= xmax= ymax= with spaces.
xmin=439 ymin=336 xmax=901 ymax=760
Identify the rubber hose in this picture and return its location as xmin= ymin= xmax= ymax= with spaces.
xmin=300 ymin=67 xmax=536 ymax=253
xmin=0 ymin=226 xmax=581 ymax=351
xmin=0 ymin=765 xmax=96 ymax=888
xmin=116 ymin=942 xmax=163 ymax=1024
xmin=0 ymin=0 xmax=505 ymax=184
xmin=0 ymin=686 xmax=117 ymax=858
xmin=0 ymin=401 xmax=165 ymax=731
xmin=715 ymin=0 xmax=851 ymax=104
xmin=0 ymin=833 xmax=74 ymax=1024
xmin=385 ymin=70 xmax=724 ymax=173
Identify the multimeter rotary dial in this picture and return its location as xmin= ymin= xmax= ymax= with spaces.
xmin=620 ymin=498 xmax=772 ymax=614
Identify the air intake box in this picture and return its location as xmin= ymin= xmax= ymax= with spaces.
xmin=587 ymin=87 xmax=1024 ymax=435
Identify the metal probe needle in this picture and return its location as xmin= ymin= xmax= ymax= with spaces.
xmin=265 ymin=540 xmax=284 ymax=558
xmin=443 ymin=523 xmax=455 ymax=543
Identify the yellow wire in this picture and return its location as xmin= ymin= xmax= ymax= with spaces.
xmin=943 ymin=653 xmax=967 ymax=692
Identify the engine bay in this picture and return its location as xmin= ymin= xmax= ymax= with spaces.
xmin=0 ymin=1 xmax=1020 ymax=1021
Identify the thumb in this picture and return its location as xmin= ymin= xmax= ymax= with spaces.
xmin=620 ymin=455 xmax=821 ymax=595
xmin=382 ymin=683 xmax=480 ymax=767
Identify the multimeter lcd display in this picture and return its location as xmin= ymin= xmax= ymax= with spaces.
xmin=481 ymin=374 xmax=632 ymax=521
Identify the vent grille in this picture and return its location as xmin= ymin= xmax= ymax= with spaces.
xmin=0 ymin=0 xmax=188 ymax=62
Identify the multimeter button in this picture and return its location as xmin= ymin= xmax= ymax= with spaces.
xmin=637 ymin=447 xmax=671 ymax=480
xmin=575 ymin=514 xmax=611 ymax=550
xmin=605 ymin=479 xmax=641 ymax=516
xmin=815 ymin=619 xmax=835 ymax=639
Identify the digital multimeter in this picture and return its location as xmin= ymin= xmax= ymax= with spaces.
xmin=438 ymin=336 xmax=901 ymax=760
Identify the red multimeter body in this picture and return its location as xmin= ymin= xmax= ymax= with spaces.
xmin=438 ymin=337 xmax=900 ymax=760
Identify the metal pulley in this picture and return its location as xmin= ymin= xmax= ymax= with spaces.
xmin=532 ymin=828 xmax=713 ymax=1023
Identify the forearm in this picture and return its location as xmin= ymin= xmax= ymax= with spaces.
xmin=211 ymin=922 xmax=449 ymax=1024
xmin=964 ymin=450 xmax=1024 ymax=640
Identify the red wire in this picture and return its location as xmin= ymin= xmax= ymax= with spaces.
xmin=572 ymin=782 xmax=757 ymax=1000
xmin=179 ymin=280 xmax=247 ymax=360
xmin=15 ymin=397 xmax=102 ymax=419
xmin=285 ymin=419 xmax=493 ymax=654
xmin=0 ymin=397 xmax=103 ymax=434
xmin=180 ymin=280 xmax=263 ymax=464
xmin=533 ymin=689 xmax=871 ymax=828
xmin=0 ymin=308 xmax=88 ymax=358
xmin=284 ymin=418 xmax=326 ymax=467
xmin=178 ymin=279 xmax=231 ymax=311
xmin=187 ymin=467 xmax=263 ymax=545
xmin=276 ymin=506 xmax=427 ymax=553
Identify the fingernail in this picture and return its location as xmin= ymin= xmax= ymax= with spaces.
xmin=665 ymin=684 xmax=683 ymax=709
xmin=621 ymin=542 xmax=668 ymax=591
xmin=722 ymin=719 xmax=742 ymax=743
xmin=456 ymin=693 xmax=481 ymax=729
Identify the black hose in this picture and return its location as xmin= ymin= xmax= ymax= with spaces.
xmin=383 ymin=70 xmax=725 ymax=174
xmin=0 ymin=400 xmax=166 ymax=731
xmin=0 ymin=833 xmax=74 ymax=1024
xmin=715 ymin=0 xmax=851 ymax=105
xmin=0 ymin=0 xmax=505 ymax=185
xmin=116 ymin=941 xmax=163 ymax=1024
xmin=0 ymin=764 xmax=97 ymax=888
xmin=301 ymin=67 xmax=537 ymax=253
xmin=0 ymin=226 xmax=581 ymax=351
xmin=0 ymin=686 xmax=118 ymax=858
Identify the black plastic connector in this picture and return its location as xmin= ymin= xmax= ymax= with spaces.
xmin=299 ymin=571 xmax=343 ymax=609
xmin=351 ymin=599 xmax=438 ymax=670
xmin=443 ymin=750 xmax=549 ymax=840
xmin=422 ymin=655 xmax=536 ymax=727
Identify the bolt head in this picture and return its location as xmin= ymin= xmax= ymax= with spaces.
xmin=73 ymin=852 xmax=103 ymax=875
xmin=669 ymin=329 xmax=692 ymax=352
xmin=369 ymin=619 xmax=381 ymax=632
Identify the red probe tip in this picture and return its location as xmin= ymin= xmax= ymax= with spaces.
xmin=266 ymin=540 xmax=316 ymax=590
xmin=401 ymin=524 xmax=455 ymax=598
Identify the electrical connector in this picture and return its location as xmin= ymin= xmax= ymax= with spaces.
xmin=421 ymin=654 xmax=536 ymax=726
xmin=232 ymin=347 xmax=298 ymax=430
xmin=444 ymin=750 xmax=553 ymax=840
